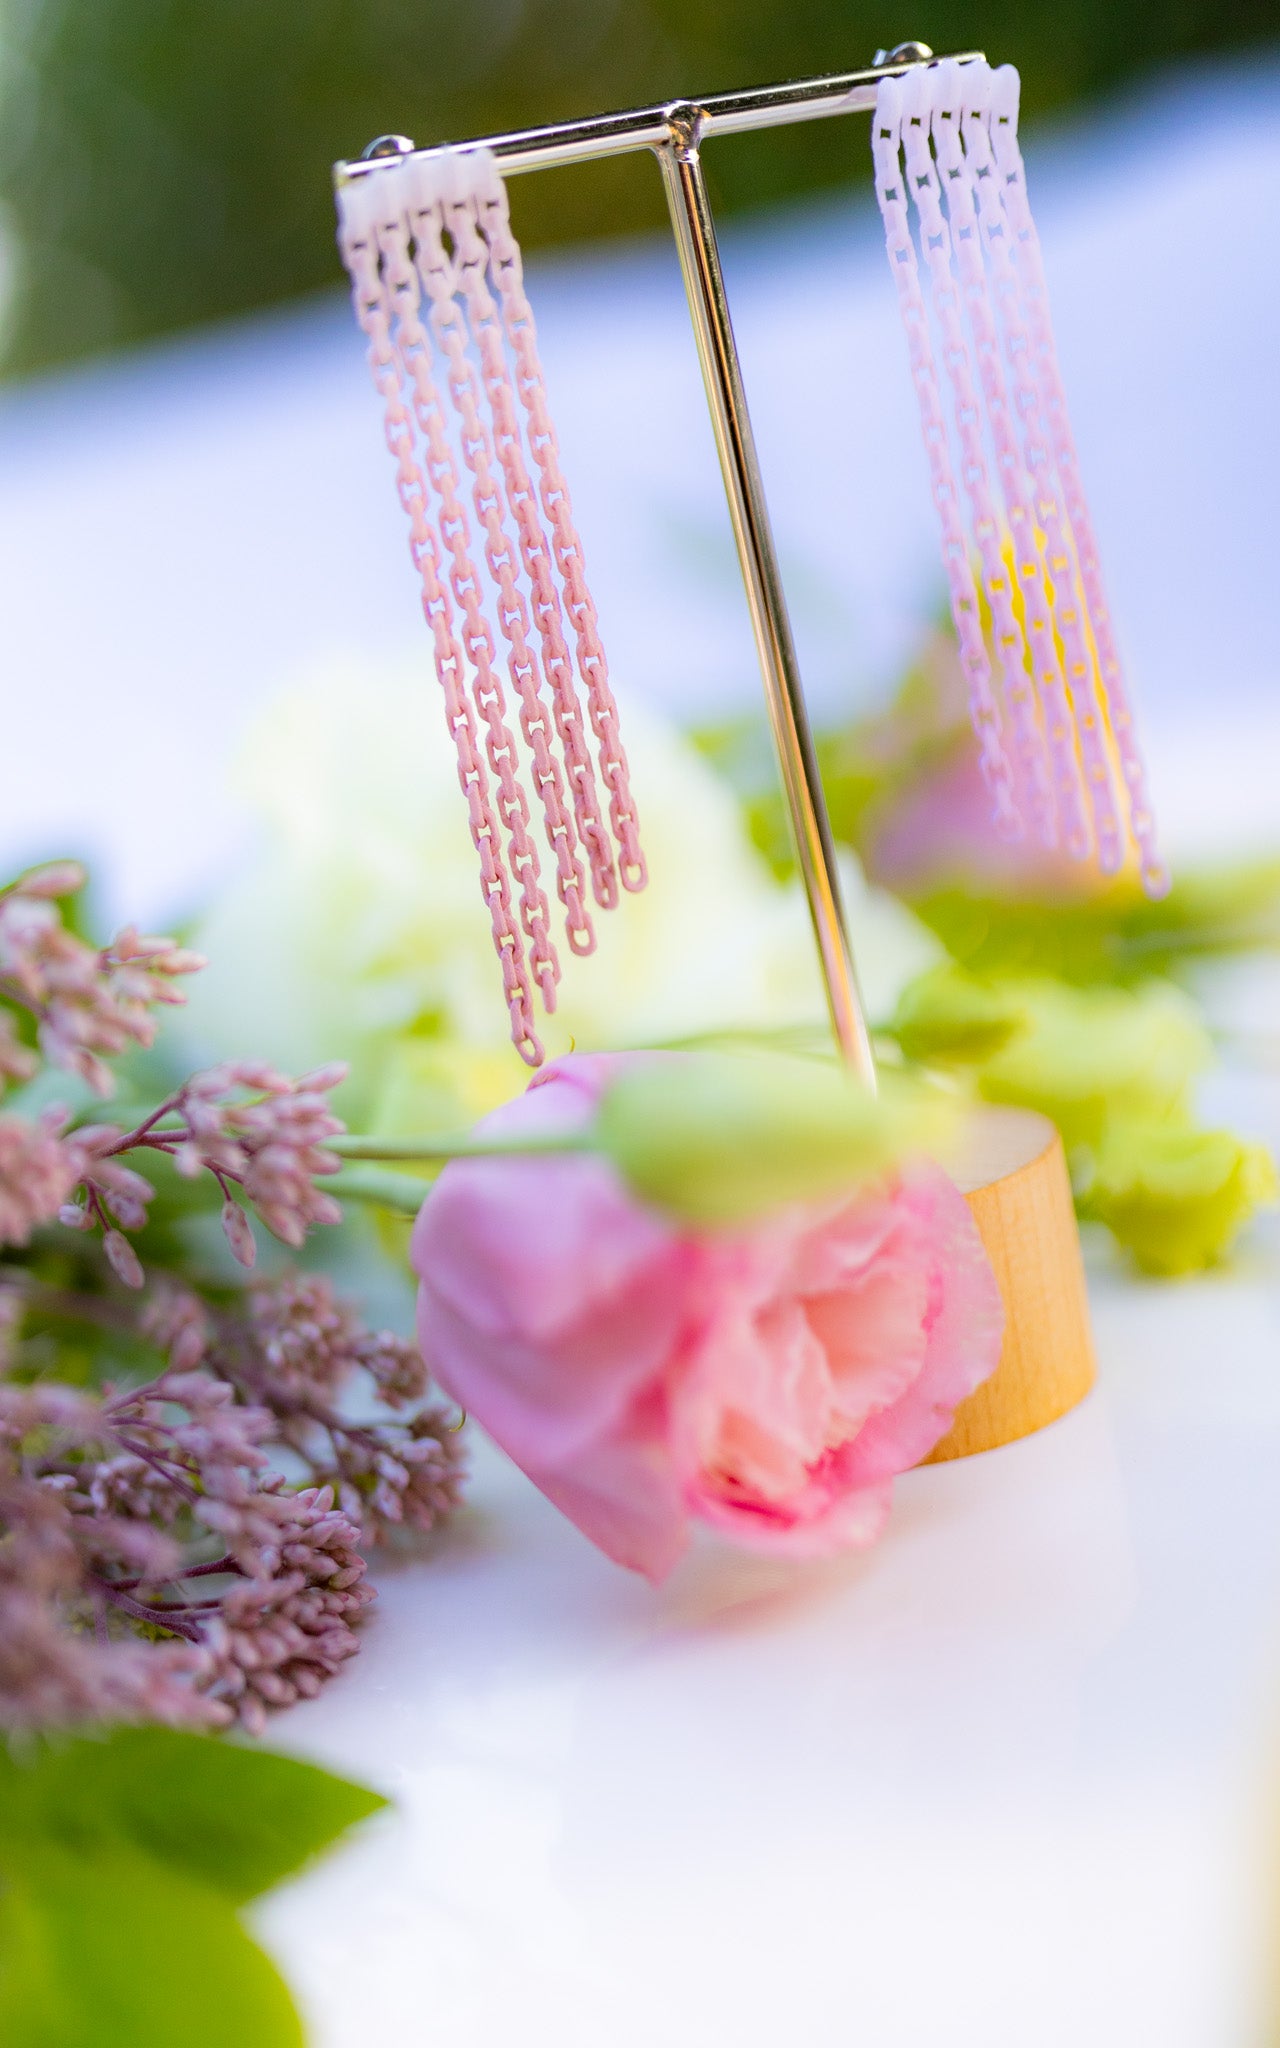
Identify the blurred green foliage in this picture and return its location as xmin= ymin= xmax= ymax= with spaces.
xmin=1 ymin=0 xmax=1278 ymax=375
xmin=0 ymin=1726 xmax=385 ymax=2046
xmin=881 ymin=962 xmax=1279 ymax=1273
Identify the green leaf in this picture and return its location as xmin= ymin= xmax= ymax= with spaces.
xmin=0 ymin=1843 xmax=303 ymax=2048
xmin=1081 ymin=1121 xmax=1278 ymax=1276
xmin=592 ymin=1052 xmax=946 ymax=1227
xmin=0 ymin=1728 xmax=387 ymax=1906
xmin=910 ymin=855 xmax=1280 ymax=985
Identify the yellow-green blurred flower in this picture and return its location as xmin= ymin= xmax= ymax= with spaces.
xmin=884 ymin=964 xmax=1277 ymax=1271
xmin=888 ymin=967 xmax=1210 ymax=1150
xmin=1081 ymin=1120 xmax=1277 ymax=1276
xmin=975 ymin=978 xmax=1210 ymax=1149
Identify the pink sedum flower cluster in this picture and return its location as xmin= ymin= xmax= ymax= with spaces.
xmin=0 ymin=865 xmax=348 ymax=1280
xmin=413 ymin=1054 xmax=1004 ymax=1581
xmin=0 ymin=861 xmax=203 ymax=1096
xmin=0 ymin=860 xmax=467 ymax=1738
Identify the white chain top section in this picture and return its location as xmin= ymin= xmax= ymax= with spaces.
xmin=337 ymin=148 xmax=652 ymax=1061
xmin=871 ymin=81 xmax=1021 ymax=839
xmin=335 ymin=170 xmax=544 ymax=1066
xmin=873 ymin=59 xmax=1165 ymax=893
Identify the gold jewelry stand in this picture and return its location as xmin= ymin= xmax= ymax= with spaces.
xmin=338 ymin=42 xmax=1100 ymax=1458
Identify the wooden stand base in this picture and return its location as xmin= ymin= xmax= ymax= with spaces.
xmin=925 ymin=1105 xmax=1096 ymax=1464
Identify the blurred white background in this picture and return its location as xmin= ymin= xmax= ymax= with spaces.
xmin=3 ymin=59 xmax=1280 ymax=925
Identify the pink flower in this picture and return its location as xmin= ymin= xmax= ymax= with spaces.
xmin=412 ymin=1053 xmax=1003 ymax=1581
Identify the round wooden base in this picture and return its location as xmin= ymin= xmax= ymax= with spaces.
xmin=925 ymin=1105 xmax=1096 ymax=1464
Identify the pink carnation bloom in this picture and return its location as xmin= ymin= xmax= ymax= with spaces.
xmin=412 ymin=1054 xmax=1003 ymax=1582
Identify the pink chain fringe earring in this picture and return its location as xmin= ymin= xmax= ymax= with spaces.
xmin=873 ymin=58 xmax=1167 ymax=896
xmin=336 ymin=150 xmax=647 ymax=1066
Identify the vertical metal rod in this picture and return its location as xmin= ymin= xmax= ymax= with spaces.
xmin=655 ymin=109 xmax=877 ymax=1087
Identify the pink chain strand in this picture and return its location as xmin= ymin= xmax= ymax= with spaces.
xmin=335 ymin=173 xmax=544 ymax=1067
xmin=418 ymin=166 xmax=606 ymax=948
xmin=438 ymin=178 xmax=598 ymax=958
xmin=898 ymin=68 xmax=1058 ymax=851
xmin=927 ymin=61 xmax=1083 ymax=855
xmin=476 ymin=163 xmax=648 ymax=895
xmin=391 ymin=172 xmax=586 ymax=969
xmin=377 ymin=185 xmax=561 ymax=1015
xmin=983 ymin=65 xmax=1167 ymax=896
xmin=872 ymin=78 xmax=1021 ymax=837
xmin=951 ymin=68 xmax=1123 ymax=876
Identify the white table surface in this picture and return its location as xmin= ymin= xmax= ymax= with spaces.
xmin=255 ymin=1214 xmax=1280 ymax=2048
xmin=3 ymin=56 xmax=1280 ymax=2046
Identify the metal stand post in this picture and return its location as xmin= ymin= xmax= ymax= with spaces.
xmin=656 ymin=108 xmax=875 ymax=1084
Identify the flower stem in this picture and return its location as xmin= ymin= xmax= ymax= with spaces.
xmin=332 ymin=1166 xmax=435 ymax=1215
xmin=92 ymin=1580 xmax=204 ymax=1642
xmin=331 ymin=1132 xmax=582 ymax=1164
xmin=114 ymin=1090 xmax=185 ymax=1149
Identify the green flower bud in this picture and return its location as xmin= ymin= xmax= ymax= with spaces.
xmin=593 ymin=1053 xmax=944 ymax=1228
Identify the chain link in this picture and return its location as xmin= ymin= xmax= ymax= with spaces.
xmin=378 ymin=192 xmax=562 ymax=1013
xmin=875 ymin=62 xmax=1165 ymax=892
xmin=872 ymin=81 xmax=1021 ymax=838
xmin=983 ymin=66 xmax=1166 ymax=896
xmin=927 ymin=62 xmax=1086 ymax=858
xmin=951 ymin=68 xmax=1122 ymax=875
xmin=898 ymin=74 xmax=1061 ymax=854
xmin=476 ymin=164 xmax=648 ymax=894
xmin=336 ymin=176 xmax=544 ymax=1066
xmin=424 ymin=175 xmax=613 ymax=940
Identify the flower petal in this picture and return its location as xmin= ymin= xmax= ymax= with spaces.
xmin=840 ymin=1163 xmax=1004 ymax=1483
